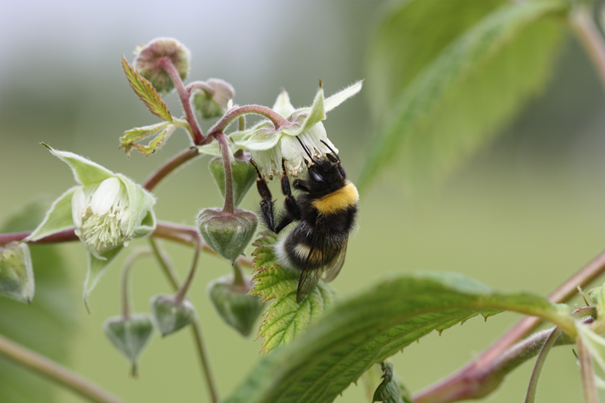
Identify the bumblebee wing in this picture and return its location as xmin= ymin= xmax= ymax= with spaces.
xmin=322 ymin=239 xmax=347 ymax=283
xmin=296 ymin=227 xmax=324 ymax=303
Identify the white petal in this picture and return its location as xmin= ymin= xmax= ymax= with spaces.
xmin=90 ymin=177 xmax=121 ymax=215
xmin=324 ymin=81 xmax=363 ymax=112
xmin=71 ymin=187 xmax=86 ymax=228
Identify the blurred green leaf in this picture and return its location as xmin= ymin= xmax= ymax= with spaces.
xmin=0 ymin=199 xmax=78 ymax=403
xmin=361 ymin=0 xmax=568 ymax=192
xmin=121 ymin=56 xmax=173 ymax=122
xmin=225 ymin=271 xmax=573 ymax=403
xmin=249 ymin=233 xmax=337 ymax=354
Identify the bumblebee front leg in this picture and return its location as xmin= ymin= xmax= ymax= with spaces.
xmin=251 ymin=159 xmax=276 ymax=232
xmin=275 ymin=160 xmax=302 ymax=233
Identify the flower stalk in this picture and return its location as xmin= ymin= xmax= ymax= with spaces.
xmin=216 ymin=132 xmax=235 ymax=214
xmin=149 ymin=238 xmax=219 ymax=403
xmin=158 ymin=57 xmax=204 ymax=144
xmin=206 ymin=104 xmax=291 ymax=140
xmin=524 ymin=327 xmax=561 ymax=403
xmin=120 ymin=248 xmax=151 ymax=318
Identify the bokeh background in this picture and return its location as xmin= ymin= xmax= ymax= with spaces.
xmin=2 ymin=0 xmax=605 ymax=402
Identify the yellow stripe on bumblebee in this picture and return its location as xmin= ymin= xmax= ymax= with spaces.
xmin=312 ymin=181 xmax=359 ymax=215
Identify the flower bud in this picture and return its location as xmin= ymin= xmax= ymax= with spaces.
xmin=191 ymin=79 xmax=235 ymax=119
xmin=150 ymin=295 xmax=196 ymax=337
xmin=208 ymin=274 xmax=265 ymax=337
xmin=133 ymin=38 xmax=190 ymax=95
xmin=197 ymin=208 xmax=258 ymax=263
xmin=208 ymin=154 xmax=257 ymax=207
xmin=103 ymin=314 xmax=154 ymax=376
xmin=0 ymin=243 xmax=34 ymax=304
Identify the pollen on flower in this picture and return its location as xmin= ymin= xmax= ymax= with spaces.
xmin=73 ymin=177 xmax=130 ymax=255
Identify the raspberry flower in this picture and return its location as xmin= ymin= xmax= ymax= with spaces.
xmin=198 ymin=81 xmax=363 ymax=179
xmin=27 ymin=145 xmax=156 ymax=307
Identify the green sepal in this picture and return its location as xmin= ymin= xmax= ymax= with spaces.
xmin=197 ymin=208 xmax=258 ymax=263
xmin=44 ymin=144 xmax=114 ymax=186
xmin=207 ymin=274 xmax=266 ymax=337
xmin=249 ymin=233 xmax=337 ymax=354
xmin=208 ymin=156 xmax=257 ymax=207
xmin=26 ymin=187 xmax=77 ymax=242
xmin=115 ymin=174 xmax=156 ymax=238
xmin=83 ymin=247 xmax=123 ymax=312
xmin=0 ymin=243 xmax=35 ymax=304
xmin=150 ymin=295 xmax=197 ymax=337
xmin=103 ymin=313 xmax=154 ymax=376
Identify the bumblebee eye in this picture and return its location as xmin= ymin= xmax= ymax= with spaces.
xmin=310 ymin=171 xmax=323 ymax=183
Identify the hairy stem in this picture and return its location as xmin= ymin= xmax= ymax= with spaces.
xmin=216 ymin=132 xmax=235 ymax=214
xmin=414 ymin=246 xmax=605 ymax=402
xmin=205 ymin=104 xmax=290 ymax=142
xmin=573 ymin=4 xmax=605 ymax=89
xmin=158 ymin=57 xmax=204 ymax=144
xmin=143 ymin=147 xmax=200 ymax=191
xmin=148 ymin=238 xmax=219 ymax=403
xmin=0 ymin=333 xmax=126 ymax=403
xmin=232 ymin=261 xmax=246 ymax=287
xmin=578 ymin=337 xmax=599 ymax=403
xmin=524 ymin=327 xmax=561 ymax=403
xmin=120 ymin=248 xmax=151 ymax=318
xmin=174 ymin=233 xmax=202 ymax=302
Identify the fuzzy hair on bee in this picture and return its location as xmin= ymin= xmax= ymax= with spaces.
xmin=251 ymin=138 xmax=358 ymax=303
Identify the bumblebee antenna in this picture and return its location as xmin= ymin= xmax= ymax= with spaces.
xmin=320 ymin=140 xmax=340 ymax=161
xmin=296 ymin=136 xmax=314 ymax=160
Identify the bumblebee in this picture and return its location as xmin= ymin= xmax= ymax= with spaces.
xmin=252 ymin=139 xmax=358 ymax=302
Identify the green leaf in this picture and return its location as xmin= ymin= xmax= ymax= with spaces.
xmin=0 ymin=199 xmax=78 ymax=403
xmin=121 ymin=56 xmax=173 ymax=122
xmin=83 ymin=246 xmax=123 ymax=312
xmin=249 ymin=233 xmax=337 ymax=354
xmin=26 ymin=187 xmax=76 ymax=242
xmin=360 ymin=0 xmax=569 ymax=192
xmin=119 ymin=122 xmax=170 ymax=156
xmin=225 ymin=271 xmax=575 ymax=403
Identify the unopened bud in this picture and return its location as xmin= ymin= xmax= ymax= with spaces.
xmin=0 ymin=242 xmax=34 ymax=303
xmin=191 ymin=79 xmax=235 ymax=119
xmin=208 ymin=274 xmax=265 ymax=337
xmin=150 ymin=295 xmax=196 ymax=337
xmin=208 ymin=154 xmax=257 ymax=207
xmin=103 ymin=314 xmax=154 ymax=376
xmin=133 ymin=38 xmax=190 ymax=95
xmin=197 ymin=208 xmax=258 ymax=263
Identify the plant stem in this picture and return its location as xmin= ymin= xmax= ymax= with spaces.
xmin=120 ymin=248 xmax=151 ymax=318
xmin=0 ymin=222 xmax=253 ymax=269
xmin=142 ymin=147 xmax=200 ymax=192
xmin=158 ymin=57 xmax=204 ymax=144
xmin=0 ymin=333 xmax=126 ymax=403
xmin=573 ymin=4 xmax=605 ymax=89
xmin=174 ymin=232 xmax=202 ymax=302
xmin=524 ymin=327 xmax=561 ymax=403
xmin=205 ymin=104 xmax=291 ymax=143
xmin=414 ymin=246 xmax=605 ymax=402
xmin=578 ymin=337 xmax=599 ymax=403
xmin=148 ymin=238 xmax=219 ymax=403
xmin=216 ymin=132 xmax=235 ymax=214
xmin=232 ymin=261 xmax=246 ymax=287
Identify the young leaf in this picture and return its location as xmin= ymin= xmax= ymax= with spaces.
xmin=119 ymin=122 xmax=170 ymax=156
xmin=249 ymin=233 xmax=337 ymax=354
xmin=360 ymin=0 xmax=569 ymax=192
xmin=129 ymin=124 xmax=176 ymax=157
xmin=373 ymin=362 xmax=411 ymax=403
xmin=121 ymin=56 xmax=173 ymax=122
xmin=224 ymin=271 xmax=575 ymax=403
xmin=0 ymin=200 xmax=78 ymax=403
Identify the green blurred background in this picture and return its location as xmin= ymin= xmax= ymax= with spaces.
xmin=2 ymin=0 xmax=605 ymax=402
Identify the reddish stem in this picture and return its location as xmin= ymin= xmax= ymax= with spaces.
xmin=143 ymin=147 xmax=200 ymax=191
xmin=158 ymin=57 xmax=204 ymax=144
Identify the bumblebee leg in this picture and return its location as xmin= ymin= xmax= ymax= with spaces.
xmin=250 ymin=159 xmax=276 ymax=232
xmin=292 ymin=179 xmax=309 ymax=192
xmin=275 ymin=160 xmax=302 ymax=233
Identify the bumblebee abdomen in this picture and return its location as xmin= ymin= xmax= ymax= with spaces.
xmin=311 ymin=181 xmax=358 ymax=215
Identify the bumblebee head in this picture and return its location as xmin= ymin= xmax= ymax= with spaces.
xmin=297 ymin=138 xmax=347 ymax=191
